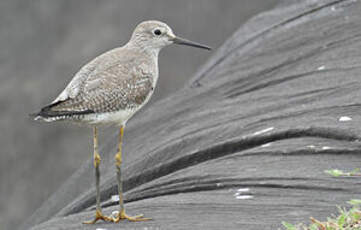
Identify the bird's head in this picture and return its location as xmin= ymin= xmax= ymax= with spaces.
xmin=129 ymin=20 xmax=211 ymax=53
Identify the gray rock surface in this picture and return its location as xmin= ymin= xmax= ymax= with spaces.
xmin=23 ymin=0 xmax=361 ymax=229
xmin=1 ymin=1 xmax=278 ymax=229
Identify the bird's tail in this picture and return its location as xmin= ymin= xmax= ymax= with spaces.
xmin=29 ymin=110 xmax=62 ymax=122
xmin=30 ymin=101 xmax=94 ymax=122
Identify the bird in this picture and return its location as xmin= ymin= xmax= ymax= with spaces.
xmin=32 ymin=20 xmax=211 ymax=224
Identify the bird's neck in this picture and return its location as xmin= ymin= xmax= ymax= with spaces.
xmin=125 ymin=40 xmax=160 ymax=60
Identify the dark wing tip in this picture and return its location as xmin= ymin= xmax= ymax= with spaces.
xmin=30 ymin=101 xmax=94 ymax=121
xmin=29 ymin=111 xmax=40 ymax=118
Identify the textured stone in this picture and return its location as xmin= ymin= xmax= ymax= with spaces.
xmin=23 ymin=0 xmax=361 ymax=229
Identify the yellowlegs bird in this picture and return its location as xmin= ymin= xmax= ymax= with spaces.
xmin=33 ymin=20 xmax=211 ymax=224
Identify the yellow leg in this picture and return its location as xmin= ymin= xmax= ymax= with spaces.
xmin=83 ymin=127 xmax=112 ymax=224
xmin=112 ymin=126 xmax=151 ymax=222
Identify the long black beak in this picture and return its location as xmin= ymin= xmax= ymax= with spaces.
xmin=172 ymin=36 xmax=212 ymax=50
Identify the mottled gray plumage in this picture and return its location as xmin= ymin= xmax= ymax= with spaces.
xmin=54 ymin=49 xmax=155 ymax=113
xmin=34 ymin=20 xmax=210 ymax=126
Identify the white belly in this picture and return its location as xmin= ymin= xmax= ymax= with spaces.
xmin=82 ymin=109 xmax=135 ymax=126
xmin=83 ymin=88 xmax=155 ymax=126
xmin=69 ymin=69 xmax=158 ymax=126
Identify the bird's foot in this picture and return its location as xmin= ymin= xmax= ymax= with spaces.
xmin=83 ymin=209 xmax=112 ymax=224
xmin=112 ymin=209 xmax=151 ymax=222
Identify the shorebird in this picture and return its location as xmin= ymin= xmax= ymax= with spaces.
xmin=33 ymin=20 xmax=211 ymax=224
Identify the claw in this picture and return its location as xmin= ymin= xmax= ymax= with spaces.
xmin=83 ymin=209 xmax=112 ymax=224
xmin=112 ymin=209 xmax=151 ymax=222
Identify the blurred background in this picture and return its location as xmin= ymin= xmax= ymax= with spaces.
xmin=0 ymin=0 xmax=278 ymax=229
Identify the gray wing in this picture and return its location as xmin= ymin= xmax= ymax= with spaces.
xmin=52 ymin=47 xmax=124 ymax=103
xmin=46 ymin=49 xmax=154 ymax=115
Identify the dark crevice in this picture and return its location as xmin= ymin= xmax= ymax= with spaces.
xmin=226 ymin=148 xmax=361 ymax=158
xmin=96 ymin=177 xmax=350 ymax=210
xmin=122 ymin=127 xmax=359 ymax=191
xmin=223 ymin=40 xmax=361 ymax=99
xmin=95 ymin=148 xmax=361 ymax=210
xmin=208 ymin=36 xmax=361 ymax=100
xmin=126 ymin=176 xmax=342 ymax=197
xmin=221 ymin=42 xmax=325 ymax=98
xmin=127 ymin=146 xmax=361 ymax=195
xmin=191 ymin=0 xmax=348 ymax=87
xmin=287 ymin=86 xmax=342 ymax=99
xmin=117 ymin=100 xmax=361 ymax=172
xmin=225 ymin=68 xmax=319 ymax=99
xmin=245 ymin=103 xmax=361 ymax=126
xmin=65 ymin=126 xmax=360 ymax=216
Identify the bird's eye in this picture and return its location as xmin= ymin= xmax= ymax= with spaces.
xmin=153 ymin=29 xmax=162 ymax=36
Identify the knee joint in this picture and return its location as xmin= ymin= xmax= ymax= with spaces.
xmin=115 ymin=153 xmax=122 ymax=166
xmin=94 ymin=153 xmax=101 ymax=167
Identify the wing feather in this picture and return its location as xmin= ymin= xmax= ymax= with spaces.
xmin=39 ymin=48 xmax=155 ymax=118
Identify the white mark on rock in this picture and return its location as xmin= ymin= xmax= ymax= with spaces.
xmin=234 ymin=188 xmax=251 ymax=197
xmin=235 ymin=195 xmax=253 ymax=200
xmin=322 ymin=146 xmax=332 ymax=150
xmin=111 ymin=195 xmax=119 ymax=202
xmin=96 ymin=228 xmax=108 ymax=230
xmin=261 ymin=143 xmax=272 ymax=148
xmin=317 ymin=65 xmax=326 ymax=70
xmin=111 ymin=210 xmax=119 ymax=218
xmin=307 ymin=145 xmax=316 ymax=148
xmin=331 ymin=5 xmax=337 ymax=11
xmin=216 ymin=183 xmax=223 ymax=187
xmin=253 ymin=127 xmax=274 ymax=136
xmin=339 ymin=116 xmax=352 ymax=122
xmin=237 ymin=188 xmax=250 ymax=192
